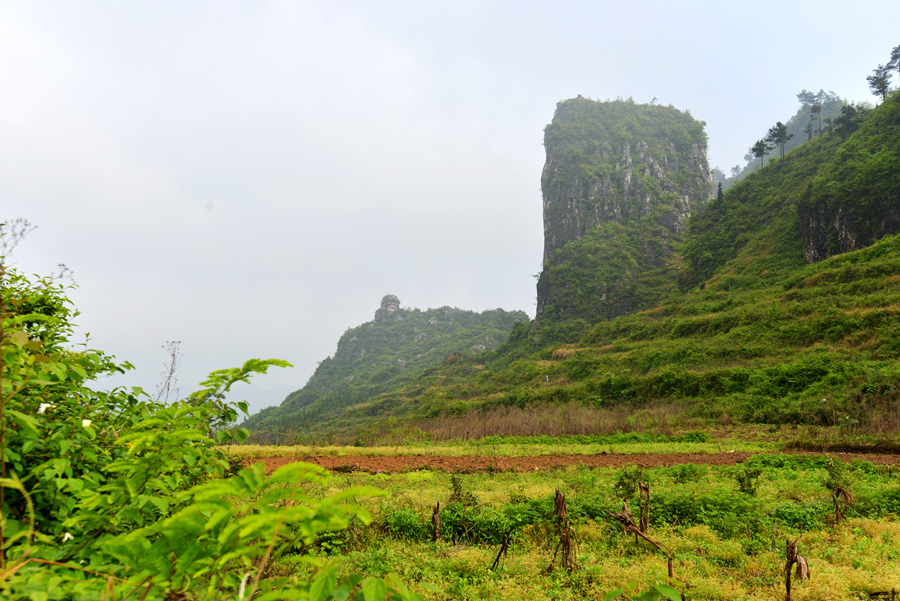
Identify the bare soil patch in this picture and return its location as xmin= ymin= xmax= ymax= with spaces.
xmin=253 ymin=451 xmax=900 ymax=475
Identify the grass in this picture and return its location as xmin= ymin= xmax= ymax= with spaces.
xmin=262 ymin=456 xmax=900 ymax=600
xmin=229 ymin=423 xmax=900 ymax=459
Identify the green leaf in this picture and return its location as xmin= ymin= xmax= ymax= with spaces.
xmin=6 ymin=410 xmax=41 ymax=438
xmin=362 ymin=577 xmax=387 ymax=601
xmin=308 ymin=569 xmax=338 ymax=601
xmin=653 ymin=584 xmax=682 ymax=601
xmin=605 ymin=589 xmax=626 ymax=601
xmin=7 ymin=330 xmax=29 ymax=347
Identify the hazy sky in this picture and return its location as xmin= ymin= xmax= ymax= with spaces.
xmin=3 ymin=1 xmax=899 ymax=407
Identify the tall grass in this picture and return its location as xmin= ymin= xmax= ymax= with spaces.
xmin=412 ymin=401 xmax=699 ymax=441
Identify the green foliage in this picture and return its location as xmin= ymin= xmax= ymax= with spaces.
xmin=0 ymin=267 xmax=420 ymax=600
xmin=536 ymin=217 xmax=682 ymax=328
xmin=448 ymin=474 xmax=479 ymax=508
xmin=245 ymin=304 xmax=527 ymax=436
xmin=613 ymin=465 xmax=645 ymax=499
xmin=734 ymin=464 xmax=763 ymax=496
xmin=605 ymin=582 xmax=683 ymax=601
xmin=799 ymin=93 xmax=900 ymax=261
xmin=536 ymin=97 xmax=710 ymax=329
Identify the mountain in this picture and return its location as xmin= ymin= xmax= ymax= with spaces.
xmin=244 ymin=89 xmax=900 ymax=442
xmin=534 ymin=97 xmax=712 ymax=336
xmin=242 ymin=295 xmax=528 ymax=437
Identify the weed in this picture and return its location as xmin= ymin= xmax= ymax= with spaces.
xmin=449 ymin=474 xmax=479 ymax=507
xmin=735 ymin=464 xmax=763 ymax=496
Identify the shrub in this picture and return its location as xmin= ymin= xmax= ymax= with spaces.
xmin=0 ymin=266 xmax=421 ymax=600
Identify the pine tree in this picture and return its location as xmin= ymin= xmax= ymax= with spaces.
xmin=890 ymin=45 xmax=900 ymax=80
xmin=867 ymin=64 xmax=892 ymax=101
xmin=810 ymin=104 xmax=822 ymax=136
xmin=751 ymin=139 xmax=773 ymax=169
xmin=765 ymin=122 xmax=793 ymax=160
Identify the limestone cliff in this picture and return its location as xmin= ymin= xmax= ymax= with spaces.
xmin=797 ymin=93 xmax=900 ymax=263
xmin=536 ymin=97 xmax=712 ymax=325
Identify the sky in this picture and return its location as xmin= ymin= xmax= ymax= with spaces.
xmin=3 ymin=0 xmax=899 ymax=412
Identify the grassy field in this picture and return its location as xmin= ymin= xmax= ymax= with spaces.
xmin=232 ymin=441 xmax=900 ymax=600
xmin=227 ymin=424 xmax=900 ymax=459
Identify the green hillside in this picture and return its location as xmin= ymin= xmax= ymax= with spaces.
xmin=242 ymin=295 xmax=527 ymax=438
xmin=272 ymin=92 xmax=900 ymax=443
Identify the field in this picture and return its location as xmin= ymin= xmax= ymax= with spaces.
xmin=232 ymin=433 xmax=900 ymax=600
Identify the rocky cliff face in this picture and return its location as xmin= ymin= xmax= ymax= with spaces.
xmin=536 ymin=97 xmax=712 ymax=324
xmin=797 ymin=93 xmax=900 ymax=263
xmin=799 ymin=202 xmax=900 ymax=262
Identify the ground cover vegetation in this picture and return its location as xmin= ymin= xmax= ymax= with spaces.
xmin=258 ymin=457 xmax=900 ymax=600
xmin=243 ymin=298 xmax=527 ymax=440
xmin=0 ymin=265 xmax=424 ymax=599
xmin=270 ymin=74 xmax=900 ymax=447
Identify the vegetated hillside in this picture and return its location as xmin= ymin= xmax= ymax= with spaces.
xmin=534 ymin=97 xmax=712 ymax=334
xmin=306 ymin=92 xmax=900 ymax=442
xmin=799 ymin=92 xmax=900 ymax=261
xmin=722 ymin=89 xmax=848 ymax=187
xmin=242 ymin=294 xmax=528 ymax=435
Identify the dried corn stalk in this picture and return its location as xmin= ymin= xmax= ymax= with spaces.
xmin=784 ymin=535 xmax=810 ymax=600
xmin=546 ymin=489 xmax=577 ymax=573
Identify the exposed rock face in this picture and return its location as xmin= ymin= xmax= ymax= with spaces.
xmin=380 ymin=294 xmax=400 ymax=313
xmin=800 ymin=201 xmax=900 ymax=262
xmin=536 ymin=97 xmax=712 ymax=324
xmin=541 ymin=98 xmax=712 ymax=265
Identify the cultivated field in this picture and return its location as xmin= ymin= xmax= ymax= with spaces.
xmin=231 ymin=430 xmax=900 ymax=600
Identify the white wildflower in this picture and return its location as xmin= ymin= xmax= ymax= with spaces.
xmin=82 ymin=419 xmax=92 ymax=428
xmin=61 ymin=532 xmax=74 ymax=543
xmin=37 ymin=403 xmax=54 ymax=414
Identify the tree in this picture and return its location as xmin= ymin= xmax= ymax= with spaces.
xmin=751 ymin=138 xmax=774 ymax=169
xmin=765 ymin=122 xmax=793 ymax=160
xmin=866 ymin=64 xmax=892 ymax=101
xmin=0 ymin=248 xmax=421 ymax=599
xmin=810 ymin=104 xmax=822 ymax=136
xmin=796 ymin=89 xmax=817 ymax=106
xmin=890 ymin=45 xmax=900 ymax=80
xmin=804 ymin=122 xmax=814 ymax=142
xmin=834 ymin=103 xmax=863 ymax=137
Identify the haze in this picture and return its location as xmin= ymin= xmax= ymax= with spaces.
xmin=3 ymin=1 xmax=898 ymax=411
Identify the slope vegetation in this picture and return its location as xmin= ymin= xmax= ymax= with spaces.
xmin=306 ymin=94 xmax=900 ymax=441
xmin=243 ymin=295 xmax=527 ymax=437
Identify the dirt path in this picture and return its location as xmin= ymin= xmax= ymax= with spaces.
xmin=253 ymin=451 xmax=900 ymax=475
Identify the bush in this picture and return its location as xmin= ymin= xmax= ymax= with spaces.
xmin=0 ymin=266 xmax=421 ymax=600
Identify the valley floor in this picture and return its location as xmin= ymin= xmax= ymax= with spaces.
xmin=253 ymin=450 xmax=900 ymax=475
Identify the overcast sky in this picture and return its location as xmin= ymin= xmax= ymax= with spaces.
xmin=3 ymin=1 xmax=899 ymax=409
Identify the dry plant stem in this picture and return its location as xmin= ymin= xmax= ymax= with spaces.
xmin=784 ymin=535 xmax=803 ymax=601
xmin=489 ymin=534 xmax=511 ymax=572
xmin=431 ymin=502 xmax=440 ymax=543
xmin=638 ymin=475 xmax=650 ymax=533
xmin=547 ymin=489 xmax=577 ymax=572
xmin=608 ymin=499 xmax=669 ymax=556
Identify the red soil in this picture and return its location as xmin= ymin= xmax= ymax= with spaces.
xmin=253 ymin=451 xmax=900 ymax=475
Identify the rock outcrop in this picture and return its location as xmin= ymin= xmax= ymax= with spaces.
xmin=536 ymin=97 xmax=712 ymax=325
xmin=800 ymin=200 xmax=900 ymax=262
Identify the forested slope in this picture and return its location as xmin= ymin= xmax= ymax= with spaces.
xmin=286 ymin=91 xmax=900 ymax=441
